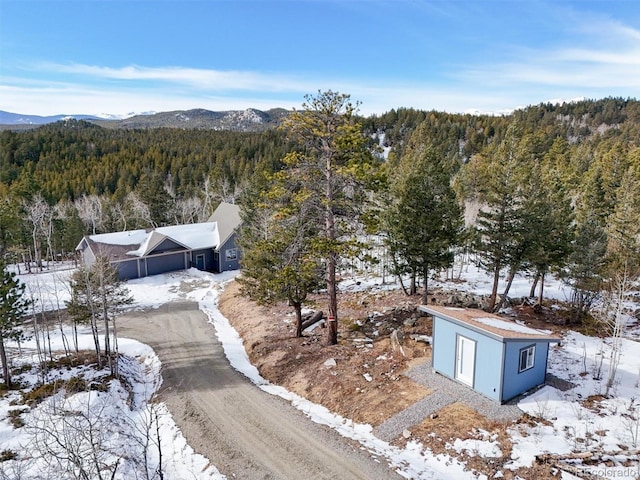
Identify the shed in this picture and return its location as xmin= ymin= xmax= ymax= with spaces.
xmin=76 ymin=202 xmax=242 ymax=280
xmin=419 ymin=305 xmax=560 ymax=403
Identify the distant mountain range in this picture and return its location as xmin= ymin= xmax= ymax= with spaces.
xmin=0 ymin=108 xmax=291 ymax=132
xmin=0 ymin=111 xmax=106 ymax=125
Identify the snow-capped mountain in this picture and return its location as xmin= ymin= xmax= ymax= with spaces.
xmin=0 ymin=108 xmax=289 ymax=132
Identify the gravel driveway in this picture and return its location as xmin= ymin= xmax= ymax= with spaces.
xmin=119 ymin=301 xmax=402 ymax=480
xmin=374 ymin=359 xmax=522 ymax=442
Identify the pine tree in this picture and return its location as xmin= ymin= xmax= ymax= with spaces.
xmin=598 ymin=165 xmax=640 ymax=394
xmin=0 ymin=260 xmax=31 ymax=387
xmin=238 ymin=184 xmax=323 ymax=337
xmin=384 ymin=140 xmax=462 ymax=303
xmin=522 ymin=158 xmax=574 ymax=305
xmin=563 ymin=213 xmax=608 ymax=323
xmin=470 ymin=125 xmax=532 ymax=311
xmin=0 ymin=189 xmax=21 ymax=258
xmin=279 ymin=91 xmax=376 ymax=345
xmin=135 ymin=171 xmax=172 ymax=227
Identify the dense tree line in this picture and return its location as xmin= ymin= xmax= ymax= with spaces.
xmin=0 ymin=122 xmax=292 ymax=265
xmin=1 ymin=95 xmax=639 ymax=335
xmin=0 ymin=122 xmax=290 ymax=202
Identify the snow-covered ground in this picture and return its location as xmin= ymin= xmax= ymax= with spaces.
xmin=2 ymin=264 xmax=226 ymax=479
xmin=2 ymin=262 xmax=639 ymax=479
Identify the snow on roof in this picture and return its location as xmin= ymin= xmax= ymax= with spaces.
xmin=419 ymin=305 xmax=559 ymax=341
xmin=474 ymin=317 xmax=550 ymax=336
xmin=85 ymin=222 xmax=219 ymax=258
xmin=88 ymin=229 xmax=149 ymax=246
xmin=80 ymin=204 xmax=241 ymax=260
xmin=127 ymin=231 xmax=170 ymax=257
xmin=156 ymin=222 xmax=218 ymax=250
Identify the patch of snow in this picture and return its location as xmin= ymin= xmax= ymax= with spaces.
xmin=474 ymin=317 xmax=550 ymax=335
xmin=324 ymin=358 xmax=337 ymax=368
xmin=6 ymin=262 xmax=640 ymax=479
xmin=2 ymin=324 xmax=224 ymax=479
xmin=450 ymin=438 xmax=503 ymax=458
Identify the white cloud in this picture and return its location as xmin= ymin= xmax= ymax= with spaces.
xmin=457 ymin=17 xmax=640 ymax=91
xmin=0 ymin=74 xmax=594 ymax=118
xmin=0 ymin=83 xmax=299 ymax=117
xmin=38 ymin=62 xmax=321 ymax=93
xmin=3 ymin=13 xmax=639 ymax=118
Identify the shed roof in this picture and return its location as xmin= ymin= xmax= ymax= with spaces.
xmin=419 ymin=305 xmax=560 ymax=343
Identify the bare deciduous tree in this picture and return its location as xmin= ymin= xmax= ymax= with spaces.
xmin=22 ymin=193 xmax=51 ymax=272
xmin=66 ymin=257 xmax=132 ymax=376
xmin=173 ymin=196 xmax=203 ymax=225
xmin=125 ymin=192 xmax=154 ymax=229
xmin=75 ymin=195 xmax=104 ymax=235
xmin=27 ymin=391 xmax=123 ymax=480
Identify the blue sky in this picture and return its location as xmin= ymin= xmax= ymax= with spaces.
xmin=1 ymin=0 xmax=639 ymax=117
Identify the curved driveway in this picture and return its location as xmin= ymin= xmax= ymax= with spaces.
xmin=119 ymin=301 xmax=402 ymax=480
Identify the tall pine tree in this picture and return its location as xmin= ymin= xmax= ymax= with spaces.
xmin=470 ymin=125 xmax=532 ymax=311
xmin=278 ymin=91 xmax=376 ymax=345
xmin=238 ymin=170 xmax=324 ymax=338
xmin=0 ymin=260 xmax=31 ymax=387
xmin=384 ymin=137 xmax=462 ymax=303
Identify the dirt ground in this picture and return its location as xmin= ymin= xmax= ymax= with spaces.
xmin=119 ymin=301 xmax=402 ymax=480
xmin=219 ymin=280 xmax=570 ymax=479
xmin=219 ymin=281 xmax=433 ymax=427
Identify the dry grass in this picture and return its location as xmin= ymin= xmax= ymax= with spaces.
xmin=219 ymin=279 xmax=569 ymax=479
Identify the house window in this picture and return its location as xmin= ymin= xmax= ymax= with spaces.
xmin=225 ymin=248 xmax=237 ymax=261
xmin=519 ymin=345 xmax=536 ymax=372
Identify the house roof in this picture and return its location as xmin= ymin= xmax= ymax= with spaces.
xmin=76 ymin=222 xmax=219 ymax=260
xmin=132 ymin=223 xmax=218 ymax=256
xmin=207 ymin=202 xmax=241 ymax=250
xmin=79 ymin=236 xmax=143 ymax=262
xmin=76 ymin=203 xmax=242 ymax=262
xmin=419 ymin=305 xmax=560 ymax=343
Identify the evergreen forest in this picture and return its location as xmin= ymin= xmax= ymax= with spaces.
xmin=1 ymin=96 xmax=639 ymax=327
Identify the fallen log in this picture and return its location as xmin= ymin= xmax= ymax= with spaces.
xmin=536 ymin=450 xmax=640 ymax=464
xmin=536 ymin=452 xmax=594 ymax=463
xmin=301 ymin=310 xmax=324 ymax=330
xmin=552 ymin=464 xmax=600 ymax=480
xmin=536 ymin=450 xmax=640 ymax=480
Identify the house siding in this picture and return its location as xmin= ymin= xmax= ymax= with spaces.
xmin=217 ymin=233 xmax=240 ymax=272
xmin=501 ymin=341 xmax=550 ymax=402
xmin=190 ymin=249 xmax=214 ymax=271
xmin=432 ymin=316 xmax=503 ymax=401
xmin=153 ymin=238 xmax=185 ymax=253
xmin=78 ymin=240 xmax=97 ymax=267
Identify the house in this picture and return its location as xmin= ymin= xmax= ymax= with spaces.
xmin=418 ymin=305 xmax=560 ymax=403
xmin=76 ymin=202 xmax=242 ymax=280
xmin=207 ymin=200 xmax=242 ymax=273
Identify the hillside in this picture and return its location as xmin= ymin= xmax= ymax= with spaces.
xmin=2 ymin=97 xmax=639 ymax=205
xmin=0 ymin=107 xmax=290 ymax=132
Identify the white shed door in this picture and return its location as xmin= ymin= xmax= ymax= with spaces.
xmin=455 ymin=335 xmax=476 ymax=386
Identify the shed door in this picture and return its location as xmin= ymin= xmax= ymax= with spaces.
xmin=455 ymin=335 xmax=476 ymax=386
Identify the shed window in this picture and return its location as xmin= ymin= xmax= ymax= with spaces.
xmin=519 ymin=345 xmax=535 ymax=372
xmin=225 ymin=248 xmax=237 ymax=261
